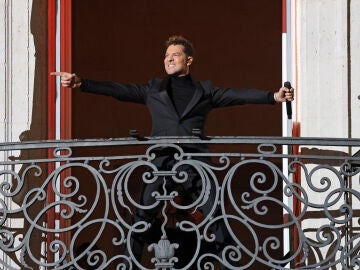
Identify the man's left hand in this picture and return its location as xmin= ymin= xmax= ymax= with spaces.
xmin=274 ymin=87 xmax=294 ymax=103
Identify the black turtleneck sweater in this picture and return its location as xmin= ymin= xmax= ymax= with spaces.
xmin=167 ymin=74 xmax=195 ymax=116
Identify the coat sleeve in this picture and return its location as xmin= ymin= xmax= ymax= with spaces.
xmin=80 ymin=79 xmax=153 ymax=104
xmin=201 ymin=81 xmax=276 ymax=108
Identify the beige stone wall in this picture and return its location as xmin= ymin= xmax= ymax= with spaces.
xmin=296 ymin=0 xmax=359 ymax=143
xmin=1 ymin=0 xmax=34 ymax=143
xmin=0 ymin=0 xmax=48 ymax=268
xmin=0 ymin=0 xmax=48 ymax=144
xmin=297 ymin=0 xmax=349 ymax=138
xmin=351 ymin=0 xmax=360 ymax=141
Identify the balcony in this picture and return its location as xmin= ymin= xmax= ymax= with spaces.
xmin=0 ymin=136 xmax=359 ymax=270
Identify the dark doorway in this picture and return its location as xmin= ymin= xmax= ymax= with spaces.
xmin=71 ymin=0 xmax=282 ymax=139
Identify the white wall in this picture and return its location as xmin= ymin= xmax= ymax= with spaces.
xmin=351 ymin=0 xmax=360 ymax=141
xmin=298 ymin=0 xmax=349 ymax=139
xmin=297 ymin=0 xmax=359 ymax=142
xmin=0 ymin=0 xmax=35 ymax=144
xmin=0 ymin=0 xmax=36 ymax=268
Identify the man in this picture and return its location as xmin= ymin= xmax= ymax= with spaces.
xmin=51 ymin=35 xmax=294 ymax=269
xmin=51 ymin=36 xmax=293 ymax=136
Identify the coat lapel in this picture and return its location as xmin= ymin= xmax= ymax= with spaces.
xmin=158 ymin=77 xmax=179 ymax=118
xmin=179 ymin=78 xmax=203 ymax=119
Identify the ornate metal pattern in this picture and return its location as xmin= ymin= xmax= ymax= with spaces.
xmin=0 ymin=137 xmax=359 ymax=269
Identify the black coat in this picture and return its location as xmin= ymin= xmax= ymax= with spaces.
xmin=80 ymin=75 xmax=275 ymax=141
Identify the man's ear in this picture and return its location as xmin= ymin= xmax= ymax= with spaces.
xmin=186 ymin=57 xmax=193 ymax=66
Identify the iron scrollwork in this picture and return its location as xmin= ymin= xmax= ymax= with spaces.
xmin=0 ymin=137 xmax=359 ymax=269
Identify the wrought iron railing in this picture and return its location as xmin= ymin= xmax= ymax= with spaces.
xmin=0 ymin=136 xmax=359 ymax=270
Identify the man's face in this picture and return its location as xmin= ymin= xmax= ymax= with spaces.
xmin=164 ymin=44 xmax=192 ymax=76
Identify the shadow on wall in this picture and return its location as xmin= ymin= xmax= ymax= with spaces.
xmin=5 ymin=0 xmax=49 ymax=268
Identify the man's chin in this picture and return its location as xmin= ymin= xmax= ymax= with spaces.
xmin=166 ymin=71 xmax=180 ymax=76
xmin=166 ymin=71 xmax=188 ymax=77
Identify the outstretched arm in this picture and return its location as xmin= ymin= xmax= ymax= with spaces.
xmin=50 ymin=71 xmax=150 ymax=104
xmin=273 ymin=86 xmax=294 ymax=103
xmin=50 ymin=72 xmax=82 ymax=88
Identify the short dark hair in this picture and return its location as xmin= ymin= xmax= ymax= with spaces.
xmin=165 ymin=35 xmax=195 ymax=57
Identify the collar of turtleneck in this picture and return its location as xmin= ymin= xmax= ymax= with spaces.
xmin=169 ymin=74 xmax=193 ymax=86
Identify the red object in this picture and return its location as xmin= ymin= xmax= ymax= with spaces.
xmin=282 ymin=0 xmax=287 ymax=33
xmin=47 ymin=0 xmax=73 ymax=261
xmin=47 ymin=0 xmax=56 ymax=263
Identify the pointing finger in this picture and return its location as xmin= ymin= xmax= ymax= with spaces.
xmin=50 ymin=72 xmax=73 ymax=78
xmin=50 ymin=72 xmax=65 ymax=76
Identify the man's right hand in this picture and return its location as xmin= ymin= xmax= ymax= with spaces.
xmin=50 ymin=72 xmax=82 ymax=88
